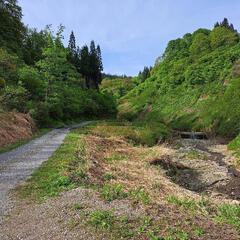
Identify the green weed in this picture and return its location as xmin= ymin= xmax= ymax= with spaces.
xmin=89 ymin=210 xmax=114 ymax=230
xmin=101 ymin=183 xmax=127 ymax=201
xmin=215 ymin=204 xmax=240 ymax=231
xmin=130 ymin=187 xmax=151 ymax=204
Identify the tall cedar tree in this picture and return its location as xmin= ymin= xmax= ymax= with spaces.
xmin=0 ymin=0 xmax=25 ymax=54
xmin=22 ymin=28 xmax=49 ymax=65
xmin=67 ymin=33 xmax=103 ymax=89
xmin=68 ymin=31 xmax=78 ymax=66
xmin=214 ymin=18 xmax=236 ymax=32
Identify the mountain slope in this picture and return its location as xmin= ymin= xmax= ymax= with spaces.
xmin=119 ymin=26 xmax=240 ymax=137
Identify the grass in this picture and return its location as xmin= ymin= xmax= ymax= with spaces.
xmin=88 ymin=120 xmax=170 ymax=147
xmin=101 ymin=183 xmax=127 ymax=201
xmin=14 ymin=121 xmax=240 ymax=239
xmin=17 ymin=131 xmax=87 ymax=201
xmin=184 ymin=150 xmax=208 ymax=160
xmin=89 ymin=210 xmax=114 ymax=230
xmin=0 ymin=128 xmax=51 ymax=154
xmin=73 ymin=203 xmax=85 ymax=210
xmin=103 ymin=172 xmax=116 ymax=181
xmin=104 ymin=153 xmax=128 ymax=163
xmin=228 ymin=134 xmax=240 ymax=168
xmin=129 ymin=187 xmax=151 ymax=205
xmin=215 ymin=204 xmax=240 ymax=232
xmin=166 ymin=195 xmax=209 ymax=213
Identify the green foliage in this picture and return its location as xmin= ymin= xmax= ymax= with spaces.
xmin=101 ymin=184 xmax=127 ymax=201
xmin=89 ymin=121 xmax=169 ymax=147
xmin=22 ymin=28 xmax=49 ymax=65
xmin=210 ymin=26 xmax=239 ymax=49
xmin=103 ymin=172 xmax=116 ymax=181
xmin=89 ymin=210 xmax=114 ymax=230
xmin=100 ymin=77 xmax=135 ymax=100
xmin=215 ymin=204 xmax=240 ymax=232
xmin=138 ymin=66 xmax=151 ymax=82
xmin=119 ymin=24 xmax=240 ymax=137
xmin=0 ymin=0 xmax=25 ymax=54
xmin=18 ymin=132 xmax=84 ymax=201
xmin=228 ymin=134 xmax=240 ymax=151
xmin=190 ymin=32 xmax=211 ymax=56
xmin=1 ymin=84 xmax=29 ymax=112
xmin=166 ymin=195 xmax=208 ymax=213
xmin=129 ymin=187 xmax=151 ymax=204
xmin=0 ymin=77 xmax=5 ymax=89
xmin=228 ymin=134 xmax=240 ymax=167
xmin=0 ymin=23 xmax=116 ymax=126
xmin=18 ymin=66 xmax=44 ymax=97
xmin=104 ymin=153 xmax=127 ymax=163
xmin=0 ymin=48 xmax=19 ymax=84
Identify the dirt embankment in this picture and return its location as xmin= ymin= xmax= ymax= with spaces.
xmin=0 ymin=112 xmax=36 ymax=147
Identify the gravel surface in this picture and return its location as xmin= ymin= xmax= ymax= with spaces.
xmin=1 ymin=188 xmax=144 ymax=240
xmin=0 ymin=122 xmax=91 ymax=224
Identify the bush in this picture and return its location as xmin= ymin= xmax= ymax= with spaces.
xmin=18 ymin=66 xmax=44 ymax=98
xmin=0 ymin=77 xmax=5 ymax=89
xmin=1 ymin=85 xmax=29 ymax=112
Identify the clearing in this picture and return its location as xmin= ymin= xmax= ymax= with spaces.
xmin=1 ymin=121 xmax=239 ymax=240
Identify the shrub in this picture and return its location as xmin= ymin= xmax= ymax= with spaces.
xmin=0 ymin=78 xmax=5 ymax=89
xmin=1 ymin=85 xmax=29 ymax=112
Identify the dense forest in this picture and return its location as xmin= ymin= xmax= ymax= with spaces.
xmin=118 ymin=18 xmax=240 ymax=141
xmin=0 ymin=0 xmax=116 ymax=126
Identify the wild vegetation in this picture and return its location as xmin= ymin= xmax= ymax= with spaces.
xmin=118 ymin=18 xmax=240 ymax=141
xmin=1 ymin=1 xmax=240 ymax=239
xmin=16 ymin=122 xmax=240 ymax=239
xmin=0 ymin=0 xmax=116 ymax=127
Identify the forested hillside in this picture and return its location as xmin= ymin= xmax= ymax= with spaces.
xmin=100 ymin=75 xmax=136 ymax=101
xmin=119 ymin=19 xmax=240 ymax=139
xmin=0 ymin=0 xmax=116 ymax=127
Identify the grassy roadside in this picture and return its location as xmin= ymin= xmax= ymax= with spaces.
xmin=17 ymin=121 xmax=240 ymax=239
xmin=17 ymin=131 xmax=87 ymax=201
xmin=0 ymin=128 xmax=51 ymax=154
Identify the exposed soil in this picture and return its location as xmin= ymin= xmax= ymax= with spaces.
xmin=0 ymin=112 xmax=36 ymax=147
xmin=151 ymin=139 xmax=240 ymax=201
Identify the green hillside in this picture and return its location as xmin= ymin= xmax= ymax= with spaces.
xmin=100 ymin=76 xmax=136 ymax=100
xmin=119 ymin=23 xmax=240 ymax=138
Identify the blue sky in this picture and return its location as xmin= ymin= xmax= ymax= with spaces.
xmin=19 ymin=0 xmax=240 ymax=76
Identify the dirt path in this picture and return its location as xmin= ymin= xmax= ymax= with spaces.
xmin=0 ymin=122 xmax=91 ymax=224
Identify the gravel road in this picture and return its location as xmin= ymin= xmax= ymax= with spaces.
xmin=0 ymin=121 xmax=91 ymax=224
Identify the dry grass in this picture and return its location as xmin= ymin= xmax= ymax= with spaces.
xmin=0 ymin=112 xmax=36 ymax=148
xmin=5 ymin=122 xmax=239 ymax=240
xmin=77 ymin=123 xmax=240 ymax=239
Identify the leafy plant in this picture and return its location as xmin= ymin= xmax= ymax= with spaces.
xmin=89 ymin=210 xmax=114 ymax=230
xmin=101 ymin=184 xmax=127 ymax=201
